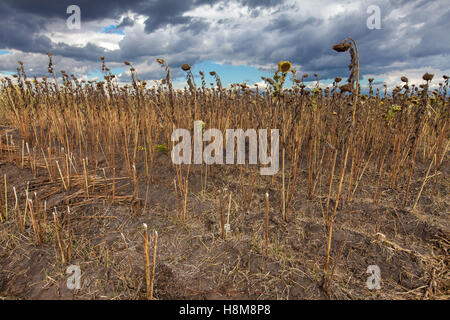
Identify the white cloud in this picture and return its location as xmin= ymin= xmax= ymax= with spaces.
xmin=364 ymin=66 xmax=449 ymax=90
xmin=41 ymin=18 xmax=125 ymax=51
xmin=47 ymin=31 xmax=124 ymax=51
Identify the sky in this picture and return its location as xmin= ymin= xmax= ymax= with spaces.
xmin=0 ymin=0 xmax=448 ymax=91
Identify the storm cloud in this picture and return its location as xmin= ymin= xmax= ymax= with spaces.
xmin=0 ymin=0 xmax=448 ymax=87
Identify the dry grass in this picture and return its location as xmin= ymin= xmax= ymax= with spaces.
xmin=0 ymin=46 xmax=448 ymax=300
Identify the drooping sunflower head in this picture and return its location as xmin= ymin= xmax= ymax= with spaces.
xmin=422 ymin=72 xmax=434 ymax=82
xmin=332 ymin=42 xmax=351 ymax=52
xmin=339 ymin=83 xmax=353 ymax=93
xmin=181 ymin=63 xmax=191 ymax=71
xmin=278 ymin=61 xmax=292 ymax=73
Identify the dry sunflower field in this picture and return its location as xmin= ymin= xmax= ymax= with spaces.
xmin=0 ymin=40 xmax=448 ymax=300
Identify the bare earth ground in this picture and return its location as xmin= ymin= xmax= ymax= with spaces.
xmin=0 ymin=126 xmax=448 ymax=300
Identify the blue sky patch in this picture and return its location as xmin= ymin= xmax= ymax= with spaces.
xmin=102 ymin=25 xmax=125 ymax=35
xmin=173 ymin=60 xmax=278 ymax=87
xmin=87 ymin=67 xmax=125 ymax=79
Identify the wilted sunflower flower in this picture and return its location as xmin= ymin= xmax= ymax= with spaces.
xmin=422 ymin=73 xmax=434 ymax=81
xmin=332 ymin=42 xmax=351 ymax=52
xmin=339 ymin=83 xmax=353 ymax=93
xmin=278 ymin=61 xmax=292 ymax=73
xmin=181 ymin=64 xmax=191 ymax=71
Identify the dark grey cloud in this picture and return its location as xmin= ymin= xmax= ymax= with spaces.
xmin=241 ymin=0 xmax=283 ymax=7
xmin=116 ymin=16 xmax=135 ymax=29
xmin=140 ymin=0 xmax=206 ymax=32
xmin=179 ymin=19 xmax=210 ymax=34
xmin=0 ymin=2 xmax=52 ymax=53
xmin=409 ymin=9 xmax=450 ymax=58
xmin=1 ymin=0 xmax=140 ymax=21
